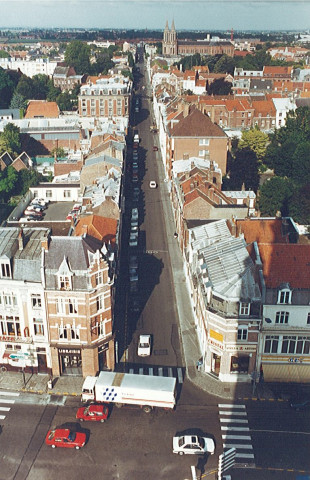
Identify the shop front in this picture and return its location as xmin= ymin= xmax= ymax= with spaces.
xmin=262 ymin=355 xmax=310 ymax=383
xmin=58 ymin=348 xmax=82 ymax=376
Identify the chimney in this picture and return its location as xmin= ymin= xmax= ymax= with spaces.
xmin=18 ymin=229 xmax=24 ymax=251
xmin=41 ymin=233 xmax=50 ymax=251
xmin=190 ymin=182 xmax=194 ymax=191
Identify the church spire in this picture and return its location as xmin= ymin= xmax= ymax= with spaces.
xmin=171 ymin=19 xmax=175 ymax=31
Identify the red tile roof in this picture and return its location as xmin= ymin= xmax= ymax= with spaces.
xmin=25 ymin=100 xmax=59 ymax=118
xmin=74 ymin=215 xmax=117 ymax=244
xmin=236 ymin=218 xmax=290 ymax=244
xmin=259 ymin=243 xmax=310 ymax=288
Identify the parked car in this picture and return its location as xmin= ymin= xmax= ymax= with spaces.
xmin=130 ymin=281 xmax=138 ymax=293
xmin=132 ymin=173 xmax=139 ymax=183
xmin=153 ymin=146 xmax=158 ymax=151
xmin=132 ymin=188 xmax=140 ymax=203
xmin=132 ymin=166 xmax=139 ymax=174
xmin=131 ymin=208 xmax=138 ymax=221
xmin=29 ymin=204 xmax=46 ymax=211
xmin=24 ymin=209 xmax=43 ymax=217
xmin=290 ymin=398 xmax=310 ymax=410
xmin=149 ymin=181 xmax=157 ymax=189
xmin=129 ymin=232 xmax=138 ymax=247
xmin=26 ymin=215 xmax=42 ymax=222
xmin=172 ymin=435 xmax=215 ymax=455
xmin=129 ymin=254 xmax=138 ymax=269
xmin=129 ymin=267 xmax=139 ymax=282
xmin=31 ymin=198 xmax=48 ymax=206
xmin=137 ymin=334 xmax=151 ymax=357
xmin=129 ymin=296 xmax=139 ymax=313
xmin=45 ymin=428 xmax=86 ymax=449
xmin=25 ymin=206 xmax=44 ymax=213
xmin=76 ymin=404 xmax=109 ymax=422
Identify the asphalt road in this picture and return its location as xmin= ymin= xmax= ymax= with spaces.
xmin=115 ymin=53 xmax=183 ymax=372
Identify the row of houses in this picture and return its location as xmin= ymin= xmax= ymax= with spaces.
xmin=0 ymin=106 xmax=128 ymax=377
xmin=148 ymin=60 xmax=310 ymax=384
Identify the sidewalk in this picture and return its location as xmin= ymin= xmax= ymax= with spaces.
xmin=0 ymin=371 xmax=84 ymax=397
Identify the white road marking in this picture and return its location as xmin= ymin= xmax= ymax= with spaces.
xmin=220 ymin=418 xmax=248 ymax=423
xmin=221 ymin=426 xmax=250 ymax=431
xmin=218 ymin=404 xmax=246 ymax=409
xmin=219 ymin=410 xmax=247 ymax=416
xmin=224 ymin=444 xmax=253 ymax=449
xmin=0 ymin=391 xmax=19 ymax=397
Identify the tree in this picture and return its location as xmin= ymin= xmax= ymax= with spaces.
xmin=65 ymin=40 xmax=91 ymax=75
xmin=9 ymin=92 xmax=27 ymax=111
xmin=15 ymin=75 xmax=34 ymax=100
xmin=0 ymin=50 xmax=9 ymax=58
xmin=32 ymin=74 xmax=50 ymax=100
xmin=0 ymin=123 xmax=22 ymax=156
xmin=228 ymin=147 xmax=260 ymax=192
xmin=0 ymin=67 xmax=15 ymax=108
xmin=213 ymin=54 xmax=236 ymax=74
xmin=238 ymin=126 xmax=269 ymax=164
xmin=288 ymin=183 xmax=310 ymax=224
xmin=258 ymin=176 xmax=294 ymax=217
xmin=51 ymin=146 xmax=65 ymax=159
xmin=291 ymin=141 xmax=310 ymax=186
xmin=47 ymin=81 xmax=61 ymax=102
xmin=16 ymin=169 xmax=46 ymax=196
xmin=207 ymin=78 xmax=232 ymax=96
xmin=0 ymin=166 xmax=18 ymax=202
xmin=56 ymin=91 xmax=72 ymax=111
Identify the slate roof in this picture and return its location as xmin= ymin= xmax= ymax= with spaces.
xmin=0 ymin=227 xmax=50 ymax=282
xmin=170 ymin=107 xmax=227 ymax=138
xmin=44 ymin=235 xmax=102 ymax=291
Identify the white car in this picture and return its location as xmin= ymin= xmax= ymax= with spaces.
xmin=131 ymin=208 xmax=139 ymax=221
xmin=149 ymin=181 xmax=157 ymax=189
xmin=172 ymin=435 xmax=215 ymax=455
xmin=137 ymin=335 xmax=151 ymax=357
xmin=129 ymin=232 xmax=138 ymax=247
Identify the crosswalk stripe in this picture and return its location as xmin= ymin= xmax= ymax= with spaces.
xmin=222 ymin=435 xmax=252 ymax=440
xmin=221 ymin=426 xmax=250 ymax=431
xmin=224 ymin=443 xmax=253 ymax=449
xmin=218 ymin=404 xmax=245 ymax=409
xmin=0 ymin=415 xmax=6 ymax=420
xmin=0 ymin=399 xmax=16 ymax=404
xmin=0 ymin=407 xmax=10 ymax=411
xmin=0 ymin=391 xmax=19 ymax=397
xmin=220 ymin=418 xmax=248 ymax=423
xmin=236 ymin=453 xmax=255 ymax=459
xmin=219 ymin=411 xmax=247 ymax=416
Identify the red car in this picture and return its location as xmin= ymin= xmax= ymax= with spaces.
xmin=76 ymin=404 xmax=109 ymax=422
xmin=45 ymin=428 xmax=86 ymax=449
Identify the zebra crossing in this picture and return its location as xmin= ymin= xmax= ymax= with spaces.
xmin=127 ymin=366 xmax=184 ymax=384
xmin=218 ymin=404 xmax=255 ymax=467
xmin=0 ymin=391 xmax=19 ymax=421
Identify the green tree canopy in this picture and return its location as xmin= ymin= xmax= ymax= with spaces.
xmin=258 ymin=176 xmax=294 ymax=217
xmin=207 ymin=78 xmax=232 ymax=96
xmin=56 ymin=91 xmax=72 ymax=111
xmin=65 ymin=40 xmax=91 ymax=75
xmin=0 ymin=67 xmax=15 ymax=108
xmin=0 ymin=166 xmax=18 ymax=202
xmin=228 ymin=147 xmax=260 ymax=192
xmin=238 ymin=126 xmax=269 ymax=164
xmin=16 ymin=75 xmax=35 ymax=100
xmin=9 ymin=92 xmax=27 ymax=111
xmin=0 ymin=123 xmax=22 ymax=156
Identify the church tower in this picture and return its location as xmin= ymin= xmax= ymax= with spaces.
xmin=162 ymin=20 xmax=177 ymax=56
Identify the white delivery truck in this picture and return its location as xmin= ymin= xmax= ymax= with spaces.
xmin=81 ymin=371 xmax=176 ymax=413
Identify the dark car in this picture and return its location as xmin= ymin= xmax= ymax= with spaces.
xmin=153 ymin=146 xmax=158 ymax=151
xmin=290 ymin=398 xmax=310 ymax=410
xmin=27 ymin=215 xmax=42 ymax=221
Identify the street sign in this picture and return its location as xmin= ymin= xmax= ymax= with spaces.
xmin=9 ymin=353 xmax=29 ymax=360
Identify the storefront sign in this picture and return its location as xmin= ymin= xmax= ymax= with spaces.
xmin=209 ymin=339 xmax=224 ymax=350
xmin=58 ymin=348 xmax=81 ymax=354
xmin=288 ymin=357 xmax=303 ymax=364
xmin=210 ymin=329 xmax=223 ymax=343
xmin=226 ymin=345 xmax=257 ymax=353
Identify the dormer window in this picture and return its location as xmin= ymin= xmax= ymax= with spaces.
xmin=277 ymin=288 xmax=291 ymax=305
xmin=1 ymin=262 xmax=11 ymax=278
xmin=239 ymin=302 xmax=250 ymax=316
xmin=59 ymin=275 xmax=71 ymax=291
xmin=57 ymin=256 xmax=73 ymax=291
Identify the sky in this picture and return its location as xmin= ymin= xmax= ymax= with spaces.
xmin=0 ymin=0 xmax=310 ymax=31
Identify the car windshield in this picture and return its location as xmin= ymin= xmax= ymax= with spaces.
xmin=178 ymin=436 xmax=185 ymax=447
xmin=197 ymin=437 xmax=204 ymax=448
